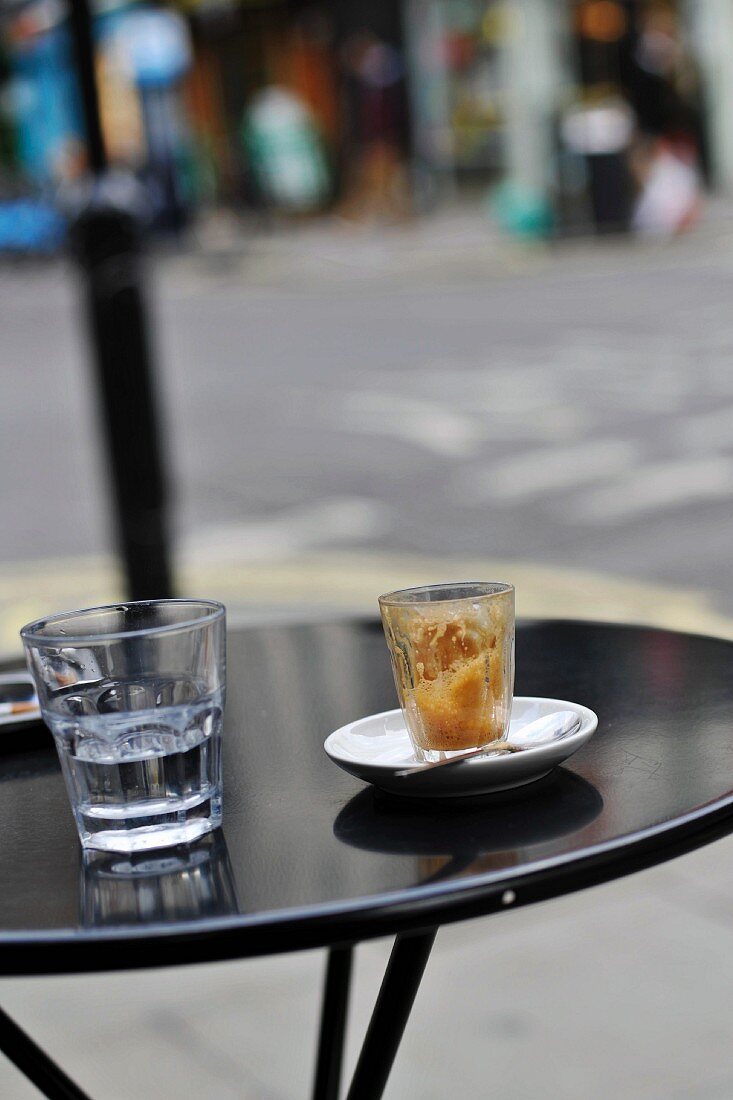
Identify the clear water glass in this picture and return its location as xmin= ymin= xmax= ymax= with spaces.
xmin=22 ymin=599 xmax=226 ymax=853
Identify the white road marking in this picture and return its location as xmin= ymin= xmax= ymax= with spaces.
xmin=182 ymin=497 xmax=389 ymax=562
xmin=531 ymin=405 xmax=592 ymax=442
xmin=362 ymin=364 xmax=597 ymax=445
xmin=679 ymin=406 xmax=733 ymax=451
xmin=459 ymin=439 xmax=639 ymax=503
xmin=566 ymin=456 xmax=733 ymax=523
xmin=337 ymin=392 xmax=485 ymax=457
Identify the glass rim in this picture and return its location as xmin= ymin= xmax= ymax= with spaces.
xmin=20 ymin=599 xmax=225 ymax=648
xmin=378 ymin=581 xmax=514 ymax=608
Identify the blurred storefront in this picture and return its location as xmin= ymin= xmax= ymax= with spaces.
xmin=0 ymin=0 xmax=732 ymax=241
xmin=404 ymin=0 xmax=561 ymax=200
xmin=181 ymin=0 xmax=410 ymax=216
xmin=404 ymin=0 xmax=712 ymax=235
xmin=182 ymin=1 xmax=341 ymax=208
xmin=0 ymin=0 xmax=197 ymax=234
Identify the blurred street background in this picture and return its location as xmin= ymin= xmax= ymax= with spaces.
xmin=2 ymin=0 xmax=733 ymax=649
xmin=3 ymin=2 xmax=733 ymax=1099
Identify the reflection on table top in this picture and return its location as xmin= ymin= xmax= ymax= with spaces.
xmin=0 ymin=619 xmax=732 ymax=975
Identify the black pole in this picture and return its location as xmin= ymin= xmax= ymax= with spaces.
xmin=67 ymin=0 xmax=174 ymax=600
xmin=67 ymin=0 xmax=105 ymax=175
xmin=0 ymin=1005 xmax=92 ymax=1100
xmin=345 ymin=929 xmax=436 ymax=1100
xmin=312 ymin=946 xmax=354 ymax=1100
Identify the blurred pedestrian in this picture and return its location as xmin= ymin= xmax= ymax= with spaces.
xmin=337 ymin=30 xmax=410 ymax=224
xmin=624 ymin=2 xmax=705 ymax=237
xmin=631 ymin=134 xmax=701 ymax=236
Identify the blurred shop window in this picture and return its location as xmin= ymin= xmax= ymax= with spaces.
xmin=97 ymin=39 xmax=145 ymax=167
xmin=574 ymin=0 xmax=628 ymax=88
xmin=575 ymin=1 xmax=627 ymax=44
xmin=404 ymin=0 xmax=509 ymax=190
xmin=109 ymin=8 xmax=195 ymax=232
xmin=280 ymin=9 xmax=339 ymax=148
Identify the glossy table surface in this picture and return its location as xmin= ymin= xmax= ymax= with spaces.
xmin=1 ymin=618 xmax=733 ymax=975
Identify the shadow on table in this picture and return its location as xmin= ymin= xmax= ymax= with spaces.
xmin=333 ymin=769 xmax=603 ymax=885
xmin=80 ymin=830 xmax=240 ymax=927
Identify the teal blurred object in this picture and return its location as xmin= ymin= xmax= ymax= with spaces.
xmin=489 ymin=179 xmax=554 ymax=239
xmin=242 ymin=87 xmax=330 ymax=212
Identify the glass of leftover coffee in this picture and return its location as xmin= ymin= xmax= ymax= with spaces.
xmin=379 ymin=582 xmax=514 ymax=763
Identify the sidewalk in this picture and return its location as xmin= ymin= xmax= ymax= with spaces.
xmin=167 ymin=203 xmax=529 ymax=290
xmin=165 ymin=194 xmax=733 ymax=291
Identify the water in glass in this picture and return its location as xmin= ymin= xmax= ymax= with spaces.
xmin=46 ymin=674 xmax=223 ymax=852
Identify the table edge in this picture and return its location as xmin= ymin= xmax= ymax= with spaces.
xmin=0 ymin=789 xmax=732 ymax=975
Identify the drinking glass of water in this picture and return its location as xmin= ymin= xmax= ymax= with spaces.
xmin=21 ymin=599 xmax=226 ymax=853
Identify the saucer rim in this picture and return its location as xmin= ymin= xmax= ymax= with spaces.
xmin=324 ymin=696 xmax=598 ymax=772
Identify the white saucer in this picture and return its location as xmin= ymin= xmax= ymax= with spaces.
xmin=324 ymin=696 xmax=598 ymax=799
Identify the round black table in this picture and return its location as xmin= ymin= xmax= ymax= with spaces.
xmin=3 ymin=619 xmax=733 ymax=1100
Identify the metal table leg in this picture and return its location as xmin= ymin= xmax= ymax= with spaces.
xmin=345 ymin=929 xmax=437 ymax=1100
xmin=0 ymin=930 xmax=433 ymax=1100
xmin=312 ymin=946 xmax=354 ymax=1100
xmin=0 ymin=1005 xmax=92 ymax=1099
